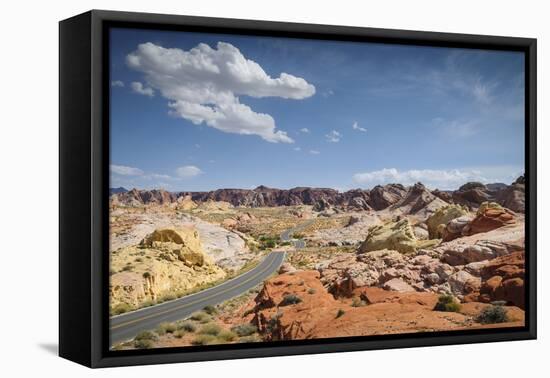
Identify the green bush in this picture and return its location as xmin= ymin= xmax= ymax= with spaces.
xmin=134 ymin=331 xmax=157 ymax=341
xmin=173 ymin=330 xmax=186 ymax=339
xmin=336 ymin=309 xmax=345 ymax=319
xmin=434 ymin=295 xmax=461 ymax=312
xmin=307 ymin=288 xmax=317 ymax=295
xmin=217 ymin=330 xmax=238 ymax=342
xmin=177 ymin=321 xmax=197 ymax=333
xmin=203 ymin=305 xmax=218 ymax=315
xmin=231 ymin=323 xmax=257 ymax=337
xmin=156 ymin=322 xmax=177 ymax=335
xmin=111 ymin=303 xmax=134 ymax=316
xmin=134 ymin=339 xmax=154 ymax=349
xmin=477 ymin=305 xmax=509 ymax=324
xmin=190 ymin=311 xmax=211 ymax=323
xmin=280 ymin=294 xmax=302 ymax=306
xmin=191 ymin=334 xmax=217 ymax=345
xmin=198 ymin=323 xmax=222 ymax=336
xmin=142 ymin=271 xmax=151 ymax=279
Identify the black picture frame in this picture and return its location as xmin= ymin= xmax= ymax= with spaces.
xmin=59 ymin=9 xmax=537 ymax=368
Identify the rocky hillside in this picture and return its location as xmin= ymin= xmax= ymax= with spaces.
xmin=110 ymin=175 xmax=525 ymax=213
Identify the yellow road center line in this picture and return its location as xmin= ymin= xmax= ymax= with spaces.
xmin=111 ymin=253 xmax=281 ymax=331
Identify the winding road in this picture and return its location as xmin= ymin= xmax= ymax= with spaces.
xmin=110 ymin=220 xmax=312 ymax=345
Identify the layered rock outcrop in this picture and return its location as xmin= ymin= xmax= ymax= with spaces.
xmin=358 ymin=219 xmax=440 ymax=255
xmin=110 ymin=227 xmax=226 ymax=311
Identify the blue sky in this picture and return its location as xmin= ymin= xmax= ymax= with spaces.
xmin=109 ymin=28 xmax=525 ymax=191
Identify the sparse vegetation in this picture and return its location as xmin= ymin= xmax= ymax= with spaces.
xmin=191 ymin=334 xmax=218 ymax=345
xmin=190 ymin=311 xmax=211 ymax=323
xmin=156 ymin=322 xmax=177 ymax=335
xmin=477 ymin=304 xmax=509 ymax=324
xmin=198 ymin=323 xmax=222 ymax=336
xmin=336 ymin=309 xmax=345 ymax=318
xmin=307 ymin=288 xmax=317 ymax=295
xmin=142 ymin=271 xmax=151 ymax=279
xmin=111 ymin=303 xmax=134 ymax=316
xmin=134 ymin=330 xmax=157 ymax=341
xmin=231 ymin=323 xmax=257 ymax=337
xmin=121 ymin=264 xmax=133 ymax=272
xmin=280 ymin=294 xmax=302 ymax=306
xmin=434 ymin=295 xmax=461 ymax=312
xmin=217 ymin=330 xmax=238 ymax=342
xmin=134 ymin=339 xmax=154 ymax=349
xmin=238 ymin=335 xmax=261 ymax=343
xmin=203 ymin=305 xmax=218 ymax=315
xmin=177 ymin=321 xmax=197 ymax=333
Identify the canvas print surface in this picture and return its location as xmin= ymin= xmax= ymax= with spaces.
xmin=108 ymin=27 xmax=526 ymax=350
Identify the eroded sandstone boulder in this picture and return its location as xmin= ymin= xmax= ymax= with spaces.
xmin=426 ymin=204 xmax=469 ymax=239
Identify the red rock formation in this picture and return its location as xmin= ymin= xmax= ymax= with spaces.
xmin=465 ymin=204 xmax=516 ymax=236
xmin=473 ymin=251 xmax=525 ymax=309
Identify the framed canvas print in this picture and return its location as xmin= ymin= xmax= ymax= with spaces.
xmin=59 ymin=10 xmax=537 ymax=368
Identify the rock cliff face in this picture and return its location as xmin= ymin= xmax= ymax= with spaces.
xmin=110 ymin=176 xmax=525 ymax=213
xmin=110 ymin=227 xmax=226 ymax=312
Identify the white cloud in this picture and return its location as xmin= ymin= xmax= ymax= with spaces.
xmin=293 ymin=147 xmax=301 ymax=151
xmin=110 ymin=164 xmax=144 ymax=176
xmin=322 ymin=89 xmax=334 ymax=97
xmin=325 ymin=130 xmax=342 ymax=143
xmin=111 ymin=80 xmax=124 ymax=87
xmin=300 ymin=128 xmax=310 ymax=133
xmin=309 ymin=150 xmax=320 ymax=155
xmin=352 ymin=121 xmax=367 ymax=132
xmin=127 ymin=42 xmax=315 ymax=143
xmin=175 ymin=165 xmax=203 ymax=178
xmin=352 ymin=167 xmax=521 ymax=190
xmin=130 ymin=81 xmax=155 ymax=97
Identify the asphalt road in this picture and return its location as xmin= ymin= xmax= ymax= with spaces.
xmin=110 ymin=251 xmax=285 ymax=345
xmin=280 ymin=219 xmax=315 ymax=248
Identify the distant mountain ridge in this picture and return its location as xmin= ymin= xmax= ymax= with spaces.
xmin=110 ymin=175 xmax=525 ymax=213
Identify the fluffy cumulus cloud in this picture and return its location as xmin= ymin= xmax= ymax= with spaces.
xmin=175 ymin=165 xmax=203 ymax=178
xmin=130 ymin=81 xmax=155 ymax=97
xmin=325 ymin=130 xmax=342 ymax=143
xmin=127 ymin=42 xmax=315 ymax=143
xmin=352 ymin=121 xmax=367 ymax=132
xmin=300 ymin=127 xmax=310 ymax=133
xmin=353 ymin=168 xmax=499 ymax=190
xmin=110 ymin=164 xmax=144 ymax=176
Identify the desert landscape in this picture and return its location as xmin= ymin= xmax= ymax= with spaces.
xmin=109 ymin=176 xmax=525 ymax=349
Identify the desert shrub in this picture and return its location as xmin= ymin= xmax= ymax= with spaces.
xmin=434 ymin=295 xmax=461 ymax=312
xmin=298 ymin=280 xmax=305 ymax=286
xmin=173 ymin=330 xmax=186 ymax=339
xmin=111 ymin=303 xmax=133 ymax=316
xmin=217 ymin=330 xmax=238 ymax=342
xmin=177 ymin=321 xmax=197 ymax=333
xmin=121 ymin=265 xmax=133 ymax=272
xmin=142 ymin=271 xmax=151 ymax=279
xmin=160 ymin=293 xmax=177 ymax=302
xmin=141 ymin=299 xmax=155 ymax=308
xmin=336 ymin=309 xmax=345 ymax=318
xmin=156 ymin=322 xmax=177 ymax=335
xmin=477 ymin=305 xmax=509 ymax=324
xmin=203 ymin=305 xmax=218 ymax=315
xmin=134 ymin=331 xmax=157 ymax=341
xmin=280 ymin=294 xmax=302 ymax=306
xmin=231 ymin=323 xmax=257 ymax=337
xmin=134 ymin=339 xmax=154 ymax=349
xmin=307 ymin=288 xmax=317 ymax=295
xmin=198 ymin=323 xmax=222 ymax=336
xmin=351 ymin=297 xmax=366 ymax=307
xmin=190 ymin=311 xmax=211 ymax=323
xmin=191 ymin=334 xmax=217 ymax=345
xmin=238 ymin=335 xmax=261 ymax=343
xmin=135 ymin=257 xmax=143 ymax=262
